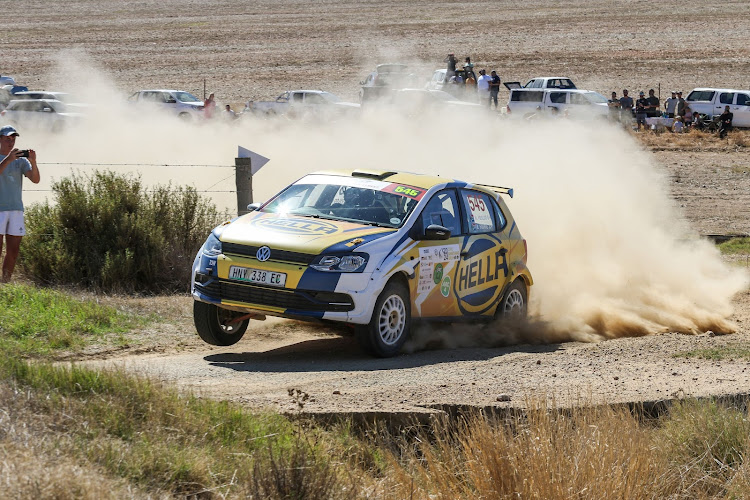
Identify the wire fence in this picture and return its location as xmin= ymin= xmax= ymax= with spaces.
xmin=28 ymin=161 xmax=238 ymax=194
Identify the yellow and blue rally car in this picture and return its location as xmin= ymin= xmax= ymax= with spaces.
xmin=192 ymin=169 xmax=532 ymax=357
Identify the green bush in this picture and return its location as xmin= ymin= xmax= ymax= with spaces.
xmin=21 ymin=171 xmax=226 ymax=293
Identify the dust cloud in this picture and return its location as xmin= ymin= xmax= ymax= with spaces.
xmin=16 ymin=52 xmax=749 ymax=346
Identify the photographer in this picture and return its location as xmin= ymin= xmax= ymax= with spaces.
xmin=0 ymin=125 xmax=40 ymax=282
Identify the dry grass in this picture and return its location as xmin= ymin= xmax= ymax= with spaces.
xmin=636 ymin=128 xmax=750 ymax=150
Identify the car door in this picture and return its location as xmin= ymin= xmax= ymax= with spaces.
xmin=453 ymin=189 xmax=510 ymax=318
xmin=410 ymin=189 xmax=464 ymax=319
xmin=732 ymin=92 xmax=750 ymax=127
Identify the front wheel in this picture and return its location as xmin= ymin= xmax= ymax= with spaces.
xmin=356 ymin=281 xmax=411 ymax=357
xmin=497 ymin=280 xmax=528 ymax=320
xmin=193 ymin=301 xmax=249 ymax=346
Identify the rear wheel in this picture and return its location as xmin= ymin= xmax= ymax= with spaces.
xmin=497 ymin=280 xmax=528 ymax=320
xmin=193 ymin=301 xmax=249 ymax=346
xmin=356 ymin=281 xmax=411 ymax=357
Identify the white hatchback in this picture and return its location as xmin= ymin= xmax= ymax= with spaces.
xmin=0 ymin=99 xmax=86 ymax=132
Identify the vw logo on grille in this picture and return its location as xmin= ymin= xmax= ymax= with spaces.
xmin=256 ymin=246 xmax=271 ymax=262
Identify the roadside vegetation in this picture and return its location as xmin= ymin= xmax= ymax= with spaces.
xmin=2 ymin=351 xmax=749 ymax=499
xmin=637 ymin=128 xmax=750 ymax=150
xmin=20 ymin=170 xmax=226 ymax=293
xmin=0 ymin=282 xmax=146 ymax=357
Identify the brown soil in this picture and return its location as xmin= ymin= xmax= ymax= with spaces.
xmin=5 ymin=0 xmax=750 ymax=414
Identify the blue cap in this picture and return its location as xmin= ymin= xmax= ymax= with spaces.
xmin=0 ymin=125 xmax=19 ymax=137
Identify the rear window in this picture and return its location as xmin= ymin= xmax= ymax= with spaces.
xmin=719 ymin=92 xmax=735 ymax=104
xmin=687 ymin=90 xmax=715 ymax=102
xmin=511 ymin=90 xmax=544 ymax=102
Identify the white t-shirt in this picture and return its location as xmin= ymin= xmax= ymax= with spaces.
xmin=477 ymin=75 xmax=491 ymax=92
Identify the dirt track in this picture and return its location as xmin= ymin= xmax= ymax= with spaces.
xmin=6 ymin=1 xmax=750 ymax=414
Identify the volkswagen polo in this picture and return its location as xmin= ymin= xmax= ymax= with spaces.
xmin=191 ymin=169 xmax=532 ymax=357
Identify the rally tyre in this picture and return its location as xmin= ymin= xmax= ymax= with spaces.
xmin=498 ymin=279 xmax=528 ymax=320
xmin=193 ymin=301 xmax=249 ymax=346
xmin=356 ymin=282 xmax=411 ymax=357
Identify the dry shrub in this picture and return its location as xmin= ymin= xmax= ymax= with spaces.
xmin=391 ymin=401 xmax=663 ymax=500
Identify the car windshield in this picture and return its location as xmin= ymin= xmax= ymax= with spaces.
xmin=262 ymin=174 xmax=424 ymax=228
xmin=174 ymin=92 xmax=201 ymax=103
xmin=583 ymin=92 xmax=608 ymax=104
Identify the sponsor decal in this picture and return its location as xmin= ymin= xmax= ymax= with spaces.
xmin=383 ymin=183 xmax=426 ymax=200
xmin=454 ymin=236 xmax=509 ymax=314
xmin=440 ymin=276 xmax=451 ymax=297
xmin=417 ymin=244 xmax=460 ymax=293
xmin=253 ymin=217 xmax=340 ymax=235
xmin=433 ymin=263 xmax=444 ymax=284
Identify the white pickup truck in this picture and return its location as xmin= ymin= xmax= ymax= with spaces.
xmin=506 ymin=88 xmax=609 ymax=118
xmin=686 ymin=88 xmax=750 ymax=127
xmin=246 ymin=90 xmax=360 ymax=118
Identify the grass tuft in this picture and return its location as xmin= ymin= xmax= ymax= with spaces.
xmin=0 ymin=283 xmax=144 ymax=356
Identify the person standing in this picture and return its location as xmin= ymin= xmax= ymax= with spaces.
xmin=477 ymin=69 xmax=491 ymax=105
xmin=489 ymin=70 xmax=501 ymax=110
xmin=675 ymin=91 xmax=686 ymax=119
xmin=0 ymin=125 xmax=40 ymax=283
xmin=646 ymin=88 xmax=660 ymax=117
xmin=619 ymin=89 xmax=634 ymax=126
xmin=444 ymin=54 xmax=457 ymax=80
xmin=608 ymin=91 xmax=621 ymax=121
xmin=718 ymin=105 xmax=733 ymax=139
xmin=203 ymin=92 xmax=216 ymax=119
xmin=664 ymin=91 xmax=677 ymax=118
xmin=635 ymin=91 xmax=649 ymax=130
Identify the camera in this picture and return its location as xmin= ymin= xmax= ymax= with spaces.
xmin=17 ymin=149 xmax=29 ymax=158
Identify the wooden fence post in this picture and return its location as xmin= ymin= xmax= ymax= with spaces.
xmin=235 ymin=157 xmax=253 ymax=216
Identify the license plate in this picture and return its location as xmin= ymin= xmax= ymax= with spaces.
xmin=228 ymin=266 xmax=287 ymax=287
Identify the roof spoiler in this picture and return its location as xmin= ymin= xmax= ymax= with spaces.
xmin=475 ymin=184 xmax=514 ymax=198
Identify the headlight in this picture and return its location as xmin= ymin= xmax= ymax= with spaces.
xmin=201 ymin=233 xmax=222 ymax=257
xmin=310 ymin=253 xmax=368 ymax=272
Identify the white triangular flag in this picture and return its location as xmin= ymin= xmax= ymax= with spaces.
xmin=237 ymin=146 xmax=271 ymax=175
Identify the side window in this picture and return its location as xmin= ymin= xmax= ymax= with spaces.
xmin=492 ymin=199 xmax=507 ymax=230
xmin=736 ymin=93 xmax=750 ymax=106
xmin=549 ymin=92 xmax=566 ymax=104
xmin=292 ymin=93 xmax=304 ymax=102
xmin=720 ymin=93 xmax=735 ymax=104
xmin=687 ymin=90 xmax=715 ymax=102
xmin=420 ymin=190 xmax=460 ymax=236
xmin=460 ymin=190 xmax=496 ymax=234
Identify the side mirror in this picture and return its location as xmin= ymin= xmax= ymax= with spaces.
xmin=165 ymin=98 xmax=177 ymax=104
xmin=423 ymin=224 xmax=451 ymax=240
xmin=246 ymin=202 xmax=261 ymax=212
xmin=42 ymin=107 xmax=53 ymax=112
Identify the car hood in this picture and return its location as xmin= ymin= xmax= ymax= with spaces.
xmin=219 ymin=211 xmax=395 ymax=254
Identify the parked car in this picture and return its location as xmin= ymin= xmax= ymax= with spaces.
xmin=246 ymin=90 xmax=359 ymax=119
xmin=392 ymin=88 xmax=481 ymax=116
xmin=0 ymin=84 xmax=29 ymax=110
xmin=425 ymin=68 xmax=479 ymax=100
xmin=191 ymin=169 xmax=532 ymax=357
xmin=0 ymin=99 xmax=86 ymax=132
xmin=504 ymin=77 xmax=577 ymax=90
xmin=0 ymin=75 xmax=16 ymax=86
xmin=686 ymin=88 xmax=750 ymax=127
xmin=360 ymin=63 xmax=419 ymax=104
xmin=506 ymin=88 xmax=608 ymax=118
xmin=128 ymin=89 xmax=205 ymax=120
xmin=12 ymin=91 xmax=70 ymax=102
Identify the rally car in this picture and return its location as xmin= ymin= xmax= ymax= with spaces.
xmin=191 ymin=169 xmax=532 ymax=357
